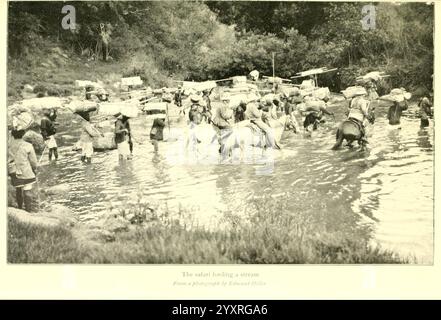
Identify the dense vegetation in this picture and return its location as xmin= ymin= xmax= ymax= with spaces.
xmin=8 ymin=1 xmax=433 ymax=95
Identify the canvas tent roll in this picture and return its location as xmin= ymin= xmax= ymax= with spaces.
xmin=66 ymin=100 xmax=99 ymax=113
xmin=75 ymin=80 xmax=96 ymax=88
xmin=98 ymin=102 xmax=140 ymax=118
xmin=292 ymin=67 xmax=338 ymax=78
xmin=19 ymin=97 xmax=68 ymax=111
xmin=356 ymin=71 xmax=389 ymax=83
xmin=182 ymin=81 xmax=217 ymax=92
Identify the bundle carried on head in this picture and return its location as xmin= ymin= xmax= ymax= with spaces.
xmin=98 ymin=102 xmax=139 ymax=118
xmin=304 ymin=99 xmax=327 ymax=112
xmin=66 ymin=100 xmax=98 ymax=114
xmin=162 ymin=93 xmax=173 ymax=103
xmin=379 ymin=88 xmax=412 ymax=103
xmin=356 ymin=71 xmax=388 ymax=84
xmin=18 ymin=97 xmax=68 ymax=112
xmin=341 ymin=86 xmax=367 ymax=99
xmin=9 ymin=109 xmax=34 ymax=131
xmin=281 ymin=87 xmax=300 ymax=98
xmin=249 ymin=70 xmax=259 ymax=80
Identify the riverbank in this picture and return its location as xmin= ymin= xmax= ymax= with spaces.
xmin=7 ymin=201 xmax=406 ymax=264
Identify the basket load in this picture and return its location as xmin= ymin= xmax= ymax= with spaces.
xmin=341 ymin=86 xmax=367 ymax=99
xmin=98 ymin=102 xmax=139 ymax=118
xmin=182 ymin=80 xmax=217 ymax=92
xmin=379 ymin=88 xmax=412 ymax=103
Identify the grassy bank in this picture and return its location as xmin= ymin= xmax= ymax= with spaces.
xmin=8 ymin=202 xmax=406 ymax=264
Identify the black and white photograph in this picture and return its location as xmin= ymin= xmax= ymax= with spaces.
xmin=5 ymin=0 xmax=434 ymax=265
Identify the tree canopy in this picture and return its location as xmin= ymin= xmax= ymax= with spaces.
xmin=8 ymin=1 xmax=434 ymax=92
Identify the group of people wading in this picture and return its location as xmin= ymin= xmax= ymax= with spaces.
xmin=7 ymin=70 xmax=434 ymax=213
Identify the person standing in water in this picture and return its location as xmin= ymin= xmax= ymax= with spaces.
xmin=418 ymin=94 xmax=433 ymax=128
xmin=202 ymin=89 xmax=213 ymax=124
xmin=114 ymin=113 xmax=132 ymax=161
xmin=186 ymin=95 xmax=205 ymax=124
xmin=150 ymin=115 xmax=166 ymax=153
xmin=212 ymin=94 xmax=234 ymax=153
xmin=40 ymin=107 xmax=58 ymax=161
xmin=76 ymin=111 xmax=102 ymax=164
xmin=8 ymin=113 xmax=39 ymax=212
xmin=387 ymin=100 xmax=408 ymax=126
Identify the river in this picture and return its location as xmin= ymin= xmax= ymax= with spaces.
xmin=36 ymin=101 xmax=434 ymax=264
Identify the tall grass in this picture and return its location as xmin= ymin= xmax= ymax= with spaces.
xmin=8 ymin=195 xmax=406 ymax=264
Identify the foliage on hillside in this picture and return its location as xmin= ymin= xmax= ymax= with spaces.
xmin=8 ymin=1 xmax=433 ymax=96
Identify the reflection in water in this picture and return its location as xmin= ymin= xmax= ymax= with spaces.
xmin=417 ymin=129 xmax=433 ymax=150
xmin=353 ymin=107 xmax=434 ymax=264
xmin=35 ymin=103 xmax=433 ymax=263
